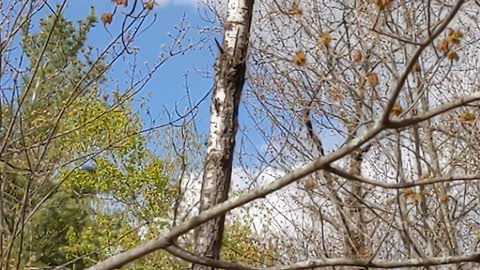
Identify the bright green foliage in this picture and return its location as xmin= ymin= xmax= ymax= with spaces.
xmin=2 ymin=9 xmax=178 ymax=270
xmin=28 ymin=190 xmax=92 ymax=268
xmin=20 ymin=7 xmax=105 ymax=148
xmin=2 ymin=10 xmax=103 ymax=268
xmin=222 ymin=220 xmax=278 ymax=267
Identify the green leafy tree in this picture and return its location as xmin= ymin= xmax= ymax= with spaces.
xmin=2 ymin=9 xmax=179 ymax=269
xmin=222 ymin=220 xmax=278 ymax=267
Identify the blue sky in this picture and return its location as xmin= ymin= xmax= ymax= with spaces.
xmin=61 ymin=0 xmax=216 ymax=134
xmin=15 ymin=0 xmax=277 ymax=169
xmin=38 ymin=0 xmax=341 ymax=166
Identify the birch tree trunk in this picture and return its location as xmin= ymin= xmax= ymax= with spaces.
xmin=192 ymin=0 xmax=254 ymax=268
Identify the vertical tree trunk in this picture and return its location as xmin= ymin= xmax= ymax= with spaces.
xmin=344 ymin=76 xmax=368 ymax=262
xmin=192 ymin=0 xmax=254 ymax=269
xmin=344 ymin=148 xmax=367 ymax=258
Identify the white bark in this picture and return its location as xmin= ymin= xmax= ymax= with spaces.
xmin=192 ymin=0 xmax=255 ymax=269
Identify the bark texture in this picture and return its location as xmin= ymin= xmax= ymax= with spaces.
xmin=192 ymin=0 xmax=254 ymax=269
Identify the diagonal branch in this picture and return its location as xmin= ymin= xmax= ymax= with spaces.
xmin=86 ymin=84 xmax=480 ymax=270
xmin=262 ymin=253 xmax=480 ymax=270
xmin=86 ymin=119 xmax=385 ymax=270
xmin=166 ymin=245 xmax=257 ymax=270
xmin=327 ymin=165 xmax=480 ymax=189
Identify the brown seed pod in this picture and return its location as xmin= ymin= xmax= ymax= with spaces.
xmin=101 ymin=12 xmax=113 ymax=25
xmin=447 ymin=50 xmax=459 ymax=61
xmin=319 ymin=32 xmax=332 ymax=47
xmin=436 ymin=39 xmax=449 ymax=53
xmin=112 ymin=0 xmax=128 ymax=6
xmin=411 ymin=192 xmax=423 ymax=204
xmin=447 ymin=28 xmax=463 ymax=44
xmin=305 ymin=179 xmax=316 ymax=190
xmin=353 ymin=50 xmax=362 ymax=62
xmin=294 ymin=50 xmax=306 ymax=66
xmin=374 ymin=0 xmax=393 ymax=10
xmin=458 ymin=111 xmax=475 ymax=122
xmin=145 ymin=1 xmax=155 ymax=10
xmin=403 ymin=188 xmax=414 ymax=198
xmin=367 ymin=72 xmax=379 ymax=88
xmin=289 ymin=3 xmax=303 ymax=16
xmin=390 ymin=103 xmax=403 ymax=117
